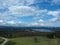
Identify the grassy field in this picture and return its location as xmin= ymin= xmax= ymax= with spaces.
xmin=8 ymin=36 xmax=60 ymax=45
xmin=0 ymin=38 xmax=4 ymax=44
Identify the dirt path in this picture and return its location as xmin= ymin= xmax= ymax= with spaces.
xmin=0 ymin=37 xmax=8 ymax=45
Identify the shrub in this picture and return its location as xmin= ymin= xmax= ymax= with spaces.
xmin=5 ymin=41 xmax=16 ymax=45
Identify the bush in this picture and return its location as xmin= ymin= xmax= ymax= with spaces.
xmin=0 ymin=39 xmax=4 ymax=44
xmin=5 ymin=41 xmax=16 ymax=45
xmin=46 ymin=34 xmax=55 ymax=39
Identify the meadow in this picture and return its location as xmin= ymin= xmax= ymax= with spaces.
xmin=7 ymin=36 xmax=60 ymax=45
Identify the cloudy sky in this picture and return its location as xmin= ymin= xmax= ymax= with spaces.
xmin=0 ymin=0 xmax=60 ymax=27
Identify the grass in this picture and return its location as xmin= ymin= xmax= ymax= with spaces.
xmin=0 ymin=38 xmax=4 ymax=44
xmin=8 ymin=36 xmax=60 ymax=45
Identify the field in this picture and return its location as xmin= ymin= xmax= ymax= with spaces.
xmin=8 ymin=36 xmax=60 ymax=45
xmin=0 ymin=38 xmax=4 ymax=44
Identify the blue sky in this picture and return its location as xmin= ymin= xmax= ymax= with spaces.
xmin=0 ymin=0 xmax=60 ymax=27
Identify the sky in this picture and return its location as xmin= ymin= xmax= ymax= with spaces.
xmin=0 ymin=0 xmax=60 ymax=27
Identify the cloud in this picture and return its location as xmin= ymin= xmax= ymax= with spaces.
xmin=0 ymin=20 xmax=7 ymax=25
xmin=1 ymin=0 xmax=23 ymax=7
xmin=0 ymin=0 xmax=34 ymax=8
xmin=0 ymin=11 xmax=15 ymax=21
xmin=33 ymin=9 xmax=48 ymax=20
xmin=47 ymin=10 xmax=60 ymax=23
xmin=0 ymin=20 xmax=4 ymax=23
xmin=52 ymin=0 xmax=60 ymax=5
xmin=31 ymin=22 xmax=38 ymax=26
xmin=8 ymin=6 xmax=36 ymax=16
xmin=26 ymin=0 xmax=34 ymax=5
xmin=7 ymin=21 xmax=16 ymax=25
xmin=0 ymin=6 xmax=60 ymax=27
xmin=18 ymin=21 xmax=22 ymax=24
xmin=34 ymin=10 xmax=60 ymax=27
xmin=0 ymin=0 xmax=60 ymax=27
xmin=6 ymin=21 xmax=23 ymax=26
xmin=47 ymin=11 xmax=60 ymax=17
xmin=32 ymin=0 xmax=60 ymax=5
xmin=2 ymin=0 xmax=59 ymax=7
xmin=49 ymin=18 xmax=58 ymax=22
xmin=38 ymin=19 xmax=44 ymax=22
xmin=27 ymin=22 xmax=45 ymax=26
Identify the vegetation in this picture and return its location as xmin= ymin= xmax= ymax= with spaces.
xmin=9 ymin=36 xmax=60 ymax=45
xmin=5 ymin=41 xmax=16 ymax=45
xmin=0 ymin=38 xmax=4 ymax=44
xmin=0 ymin=26 xmax=60 ymax=45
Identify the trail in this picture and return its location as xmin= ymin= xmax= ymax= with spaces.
xmin=0 ymin=37 xmax=8 ymax=45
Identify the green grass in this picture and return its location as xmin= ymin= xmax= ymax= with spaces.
xmin=0 ymin=38 xmax=4 ymax=44
xmin=9 ymin=36 xmax=60 ymax=45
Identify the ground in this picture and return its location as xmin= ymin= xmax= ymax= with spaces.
xmin=8 ymin=36 xmax=60 ymax=45
xmin=0 ymin=38 xmax=4 ymax=44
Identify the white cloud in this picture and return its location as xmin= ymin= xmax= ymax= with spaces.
xmin=35 ymin=0 xmax=60 ymax=5
xmin=18 ymin=21 xmax=22 ymax=24
xmin=49 ymin=18 xmax=58 ymax=23
xmin=31 ymin=0 xmax=60 ymax=5
xmin=0 ymin=0 xmax=60 ymax=27
xmin=6 ymin=20 xmax=24 ymax=26
xmin=38 ymin=19 xmax=44 ymax=22
xmin=3 ymin=0 xmax=59 ymax=6
xmin=1 ymin=0 xmax=24 ymax=7
xmin=0 ymin=20 xmax=6 ymax=25
xmin=0 ymin=20 xmax=4 ymax=23
xmin=7 ymin=21 xmax=16 ymax=25
xmin=26 ymin=0 xmax=34 ymax=5
xmin=52 ymin=0 xmax=60 ymax=5
xmin=8 ymin=6 xmax=36 ymax=16
xmin=40 ymin=23 xmax=45 ymax=26
xmin=26 ymin=22 xmax=45 ymax=26
xmin=33 ymin=9 xmax=48 ymax=21
xmin=47 ymin=10 xmax=60 ymax=23
xmin=0 ymin=6 xmax=60 ymax=26
xmin=0 ymin=0 xmax=35 ymax=8
xmin=47 ymin=11 xmax=60 ymax=17
xmin=31 ymin=22 xmax=38 ymax=26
